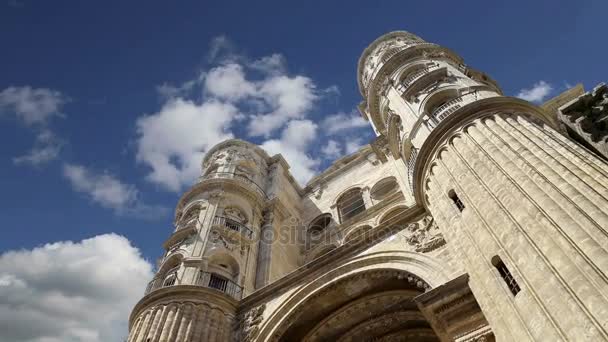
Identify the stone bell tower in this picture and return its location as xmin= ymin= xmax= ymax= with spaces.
xmin=126 ymin=140 xmax=285 ymax=342
xmin=357 ymin=31 xmax=608 ymax=341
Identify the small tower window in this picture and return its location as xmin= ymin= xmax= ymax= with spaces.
xmin=448 ymin=189 xmax=465 ymax=212
xmin=492 ymin=256 xmax=521 ymax=296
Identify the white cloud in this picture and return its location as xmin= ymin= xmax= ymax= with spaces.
xmin=135 ymin=98 xmax=238 ymax=191
xmin=204 ymin=63 xmax=256 ymax=100
xmin=516 ymin=81 xmax=553 ymax=103
xmin=63 ymin=163 xmax=165 ymax=218
xmin=13 ymin=130 xmax=62 ymax=166
xmin=207 ymin=35 xmax=235 ymax=62
xmin=322 ymin=111 xmax=368 ymax=134
xmin=248 ymin=75 xmax=318 ymax=137
xmin=261 ymin=120 xmax=320 ymax=184
xmin=345 ymin=137 xmax=365 ymax=154
xmin=321 ymin=139 xmax=342 ymax=159
xmin=0 ymin=86 xmax=67 ymax=126
xmin=0 ymin=234 xmax=153 ymax=342
xmin=249 ymin=53 xmax=286 ymax=75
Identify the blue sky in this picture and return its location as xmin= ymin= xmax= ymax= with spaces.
xmin=0 ymin=1 xmax=606 ymax=340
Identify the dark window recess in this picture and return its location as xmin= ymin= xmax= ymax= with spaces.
xmin=448 ymin=190 xmax=465 ymax=212
xmin=492 ymin=256 xmax=521 ymax=296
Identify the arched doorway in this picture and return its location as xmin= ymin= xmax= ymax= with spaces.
xmin=272 ymin=269 xmax=439 ymax=341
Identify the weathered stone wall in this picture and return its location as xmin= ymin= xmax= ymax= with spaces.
xmin=425 ymin=113 xmax=608 ymax=340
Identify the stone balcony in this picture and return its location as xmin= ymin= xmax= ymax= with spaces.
xmin=145 ymin=271 xmax=243 ymax=300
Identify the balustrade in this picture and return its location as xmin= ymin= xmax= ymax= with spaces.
xmin=144 ymin=270 xmax=243 ymax=300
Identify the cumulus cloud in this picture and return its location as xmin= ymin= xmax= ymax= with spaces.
xmin=63 ymin=163 xmax=166 ymax=218
xmin=204 ymin=63 xmax=256 ymax=100
xmin=135 ymin=98 xmax=238 ymax=191
xmin=0 ymin=234 xmax=153 ymax=342
xmin=516 ymin=81 xmax=553 ymax=103
xmin=261 ymin=120 xmax=320 ymax=184
xmin=13 ymin=129 xmax=63 ymax=166
xmin=137 ymin=36 xmax=334 ymax=191
xmin=248 ymin=75 xmax=318 ymax=137
xmin=0 ymin=86 xmax=67 ymax=126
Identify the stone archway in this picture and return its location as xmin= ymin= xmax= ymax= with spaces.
xmin=270 ymin=268 xmax=438 ymax=341
xmin=257 ymin=251 xmax=452 ymax=342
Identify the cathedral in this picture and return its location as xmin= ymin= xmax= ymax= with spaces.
xmin=126 ymin=31 xmax=608 ymax=341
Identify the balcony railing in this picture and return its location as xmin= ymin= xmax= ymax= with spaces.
xmin=196 ymin=271 xmax=243 ymax=300
xmin=400 ymin=64 xmax=440 ymax=91
xmin=144 ymin=270 xmax=243 ymax=301
xmin=432 ymin=96 xmax=464 ymax=122
xmin=200 ymin=172 xmax=267 ymax=199
xmin=213 ymin=215 xmax=253 ymax=239
xmin=145 ymin=265 xmax=180 ymax=294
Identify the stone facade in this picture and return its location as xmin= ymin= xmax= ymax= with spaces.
xmin=127 ymin=31 xmax=608 ymax=341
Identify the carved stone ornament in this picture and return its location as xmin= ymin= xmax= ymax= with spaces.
xmin=224 ymin=207 xmax=247 ymax=223
xmin=313 ymin=182 xmax=327 ymax=200
xmin=210 ymin=230 xmax=238 ymax=252
xmin=239 ymin=303 xmax=266 ymax=342
xmin=404 ymin=216 xmax=446 ymax=253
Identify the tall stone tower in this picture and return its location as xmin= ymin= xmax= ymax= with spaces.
xmin=357 ymin=31 xmax=608 ymax=340
xmin=127 ymin=30 xmax=608 ymax=342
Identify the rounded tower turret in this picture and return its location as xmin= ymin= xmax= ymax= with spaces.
xmin=127 ymin=140 xmax=272 ymax=342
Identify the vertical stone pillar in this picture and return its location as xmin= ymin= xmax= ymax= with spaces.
xmin=255 ymin=206 xmax=274 ymax=289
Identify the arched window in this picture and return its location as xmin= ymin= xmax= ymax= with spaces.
xmin=307 ymin=214 xmax=333 ymax=249
xmin=370 ymin=177 xmax=399 ymax=201
xmin=308 ymin=214 xmax=333 ymax=235
xmin=448 ymin=189 xmax=465 ymax=212
xmin=207 ymin=252 xmax=239 ymax=280
xmin=337 ymin=188 xmax=366 ymax=223
xmin=492 ymin=256 xmax=521 ymax=296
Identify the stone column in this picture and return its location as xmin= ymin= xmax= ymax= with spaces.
xmin=255 ymin=206 xmax=274 ymax=289
xmin=424 ymin=113 xmax=608 ymax=341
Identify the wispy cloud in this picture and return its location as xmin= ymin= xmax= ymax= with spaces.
xmin=1 ymin=86 xmax=68 ymax=166
xmin=0 ymin=86 xmax=67 ymax=126
xmin=516 ymin=81 xmax=553 ymax=103
xmin=13 ymin=129 xmax=63 ymax=166
xmin=63 ymin=163 xmax=167 ymax=218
